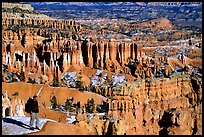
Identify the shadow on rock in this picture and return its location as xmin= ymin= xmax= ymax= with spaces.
xmin=3 ymin=117 xmax=30 ymax=130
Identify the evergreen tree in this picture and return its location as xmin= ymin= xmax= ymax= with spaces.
xmin=86 ymin=98 xmax=95 ymax=113
xmin=65 ymin=99 xmax=72 ymax=111
xmin=52 ymin=77 xmax=59 ymax=87
xmin=96 ymin=101 xmax=108 ymax=113
xmin=20 ymin=71 xmax=25 ymax=81
xmin=50 ymin=95 xmax=57 ymax=109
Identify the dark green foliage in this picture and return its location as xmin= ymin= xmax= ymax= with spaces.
xmin=76 ymin=72 xmax=85 ymax=91
xmin=50 ymin=95 xmax=57 ymax=109
xmin=2 ymin=65 xmax=8 ymax=73
xmin=20 ymin=71 xmax=25 ymax=81
xmin=96 ymin=101 xmax=108 ymax=113
xmin=52 ymin=78 xmax=59 ymax=87
xmin=76 ymin=76 xmax=83 ymax=88
xmin=98 ymin=73 xmax=102 ymax=77
xmin=150 ymin=59 xmax=155 ymax=64
xmin=72 ymin=33 xmax=77 ymax=40
xmin=86 ymin=98 xmax=95 ymax=113
xmin=65 ymin=99 xmax=72 ymax=111
xmin=27 ymin=77 xmax=35 ymax=84
xmin=96 ymin=106 xmax=101 ymax=113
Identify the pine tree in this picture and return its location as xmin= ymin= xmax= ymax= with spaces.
xmin=52 ymin=77 xmax=59 ymax=87
xmin=50 ymin=95 xmax=57 ymax=109
xmin=20 ymin=71 xmax=25 ymax=81
xmin=65 ymin=99 xmax=71 ymax=111
xmin=86 ymin=98 xmax=95 ymax=113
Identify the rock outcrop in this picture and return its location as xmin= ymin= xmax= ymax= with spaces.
xmin=2 ymin=2 xmax=34 ymax=11
xmin=2 ymin=28 xmax=145 ymax=84
xmin=136 ymin=18 xmax=174 ymax=30
xmin=2 ymin=91 xmax=25 ymax=117
xmin=104 ymin=72 xmax=202 ymax=135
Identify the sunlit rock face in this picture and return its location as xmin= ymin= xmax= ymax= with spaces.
xmin=2 ymin=91 xmax=25 ymax=117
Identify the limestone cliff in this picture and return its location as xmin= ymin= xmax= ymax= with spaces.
xmin=2 ymin=2 xmax=34 ymax=11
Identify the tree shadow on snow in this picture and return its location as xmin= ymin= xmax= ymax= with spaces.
xmin=3 ymin=117 xmax=30 ymax=130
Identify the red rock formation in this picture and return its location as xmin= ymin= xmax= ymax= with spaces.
xmin=135 ymin=18 xmax=174 ymax=30
xmin=102 ymin=72 xmax=202 ymax=135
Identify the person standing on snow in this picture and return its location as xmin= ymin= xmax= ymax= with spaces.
xmin=29 ymin=95 xmax=40 ymax=130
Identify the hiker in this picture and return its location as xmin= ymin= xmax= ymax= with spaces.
xmin=29 ymin=95 xmax=40 ymax=130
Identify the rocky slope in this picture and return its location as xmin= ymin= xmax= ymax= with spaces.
xmin=2 ymin=2 xmax=34 ymax=11
xmin=2 ymin=2 xmax=52 ymax=20
xmin=136 ymin=18 xmax=174 ymax=30
xmin=2 ymin=82 xmax=107 ymax=108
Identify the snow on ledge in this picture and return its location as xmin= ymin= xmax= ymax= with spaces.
xmin=2 ymin=116 xmax=56 ymax=135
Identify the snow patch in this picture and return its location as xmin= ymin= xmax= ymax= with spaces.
xmin=2 ymin=116 xmax=55 ymax=135
xmin=66 ymin=116 xmax=76 ymax=124
xmin=112 ymin=75 xmax=125 ymax=86
xmin=61 ymin=71 xmax=77 ymax=86
xmin=175 ymin=66 xmax=182 ymax=72
xmin=88 ymin=115 xmax=94 ymax=120
xmin=91 ymin=69 xmax=104 ymax=86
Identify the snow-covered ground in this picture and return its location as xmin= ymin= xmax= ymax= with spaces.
xmin=154 ymin=44 xmax=200 ymax=58
xmin=61 ymin=71 xmax=78 ymax=86
xmin=66 ymin=115 xmax=76 ymax=124
xmin=91 ymin=69 xmax=104 ymax=86
xmin=2 ymin=116 xmax=56 ymax=135
xmin=91 ymin=69 xmax=125 ymax=86
xmin=112 ymin=75 xmax=125 ymax=86
xmin=66 ymin=112 xmax=106 ymax=124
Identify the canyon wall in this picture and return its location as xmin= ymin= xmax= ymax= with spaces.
xmin=104 ymin=73 xmax=202 ymax=135
xmin=2 ymin=27 xmax=145 ymax=84
xmin=2 ymin=91 xmax=25 ymax=117
xmin=2 ymin=18 xmax=80 ymax=31
xmin=2 ymin=2 xmax=34 ymax=11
